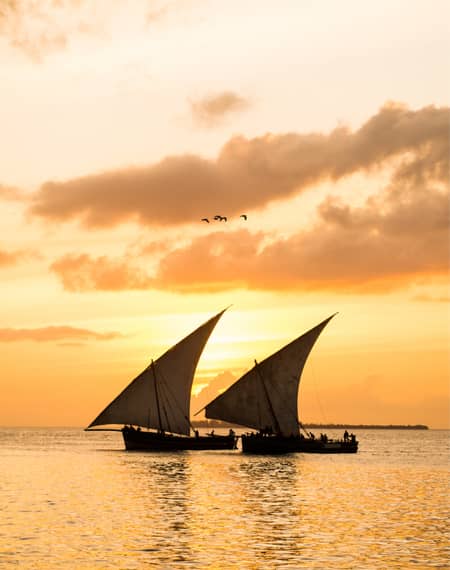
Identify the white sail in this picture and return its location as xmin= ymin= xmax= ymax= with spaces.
xmin=204 ymin=314 xmax=335 ymax=437
xmin=87 ymin=310 xmax=226 ymax=435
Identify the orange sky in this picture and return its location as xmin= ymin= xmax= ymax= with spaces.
xmin=0 ymin=0 xmax=448 ymax=428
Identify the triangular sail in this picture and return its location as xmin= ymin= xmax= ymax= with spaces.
xmin=87 ymin=309 xmax=226 ymax=435
xmin=204 ymin=314 xmax=335 ymax=437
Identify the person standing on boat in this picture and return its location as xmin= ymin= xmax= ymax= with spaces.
xmin=344 ymin=430 xmax=349 ymax=442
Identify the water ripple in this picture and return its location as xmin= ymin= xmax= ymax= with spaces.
xmin=0 ymin=428 xmax=448 ymax=568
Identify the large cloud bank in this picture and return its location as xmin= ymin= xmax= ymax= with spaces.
xmin=30 ymin=103 xmax=448 ymax=230
xmin=34 ymin=102 xmax=449 ymax=293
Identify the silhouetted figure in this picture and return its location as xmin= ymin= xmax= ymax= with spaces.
xmin=344 ymin=430 xmax=349 ymax=442
xmin=201 ymin=218 xmax=209 ymax=223
xmin=194 ymin=430 xmax=199 ymax=437
xmin=350 ymin=433 xmax=356 ymax=443
xmin=240 ymin=214 xmax=247 ymax=220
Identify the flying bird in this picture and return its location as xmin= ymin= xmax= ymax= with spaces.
xmin=240 ymin=214 xmax=247 ymax=220
xmin=213 ymin=215 xmax=222 ymax=220
xmin=201 ymin=218 xmax=210 ymax=223
xmin=220 ymin=216 xmax=227 ymax=222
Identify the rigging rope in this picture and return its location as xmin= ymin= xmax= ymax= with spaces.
xmin=309 ymin=359 xmax=329 ymax=426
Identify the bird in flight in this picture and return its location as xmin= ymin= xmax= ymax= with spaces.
xmin=201 ymin=218 xmax=210 ymax=223
xmin=240 ymin=214 xmax=247 ymax=220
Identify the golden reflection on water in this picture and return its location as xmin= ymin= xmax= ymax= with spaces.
xmin=0 ymin=428 xmax=448 ymax=569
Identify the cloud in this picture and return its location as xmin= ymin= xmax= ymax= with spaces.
xmin=30 ymin=103 xmax=449 ymax=229
xmin=135 ymin=239 xmax=172 ymax=256
xmin=155 ymin=230 xmax=264 ymax=292
xmin=0 ymin=0 xmax=76 ymax=60
xmin=0 ymin=0 xmax=120 ymax=61
xmin=0 ymin=247 xmax=31 ymax=267
xmin=191 ymin=370 xmax=237 ymax=417
xmin=50 ymin=165 xmax=448 ymax=294
xmin=190 ymin=91 xmax=251 ymax=127
xmin=0 ymin=1 xmax=197 ymax=61
xmin=50 ymin=253 xmax=153 ymax=292
xmin=48 ymin=121 xmax=448 ymax=294
xmin=0 ymin=184 xmax=27 ymax=201
xmin=412 ymin=294 xmax=450 ymax=303
xmin=0 ymin=325 xmax=122 ymax=342
xmin=146 ymin=0 xmax=197 ymax=25
xmin=153 ymin=175 xmax=449 ymax=292
xmin=49 ymin=135 xmax=448 ymax=294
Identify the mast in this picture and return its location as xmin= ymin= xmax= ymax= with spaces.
xmin=151 ymin=360 xmax=163 ymax=432
xmin=254 ymin=359 xmax=281 ymax=435
xmin=86 ymin=308 xmax=228 ymax=434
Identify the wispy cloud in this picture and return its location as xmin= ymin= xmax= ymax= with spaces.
xmin=412 ymin=294 xmax=450 ymax=303
xmin=146 ymin=0 xmax=197 ymax=25
xmin=0 ymin=325 xmax=122 ymax=342
xmin=30 ymin=103 xmax=449 ymax=229
xmin=190 ymin=91 xmax=251 ymax=128
xmin=50 ymin=254 xmax=153 ymax=292
xmin=0 ymin=0 xmax=129 ymax=62
xmin=0 ymin=247 xmax=34 ymax=267
xmin=0 ymin=184 xmax=27 ymax=201
xmin=0 ymin=0 xmax=198 ymax=61
xmin=0 ymin=0 xmax=81 ymax=61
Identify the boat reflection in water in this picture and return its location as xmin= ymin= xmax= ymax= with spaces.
xmin=203 ymin=314 xmax=358 ymax=454
xmin=86 ymin=309 xmax=237 ymax=451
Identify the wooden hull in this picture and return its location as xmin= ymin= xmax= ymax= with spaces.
xmin=122 ymin=427 xmax=237 ymax=451
xmin=241 ymin=434 xmax=358 ymax=454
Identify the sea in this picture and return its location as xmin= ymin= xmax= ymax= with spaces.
xmin=0 ymin=428 xmax=448 ymax=569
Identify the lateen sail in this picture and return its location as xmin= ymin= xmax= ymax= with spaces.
xmin=87 ymin=310 xmax=226 ymax=435
xmin=204 ymin=314 xmax=335 ymax=437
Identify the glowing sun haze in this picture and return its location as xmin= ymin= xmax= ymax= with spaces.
xmin=0 ymin=0 xmax=448 ymax=428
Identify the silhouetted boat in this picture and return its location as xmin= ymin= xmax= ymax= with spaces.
xmin=86 ymin=310 xmax=237 ymax=451
xmin=204 ymin=314 xmax=358 ymax=454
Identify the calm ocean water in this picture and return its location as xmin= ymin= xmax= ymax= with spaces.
xmin=0 ymin=428 xmax=448 ymax=569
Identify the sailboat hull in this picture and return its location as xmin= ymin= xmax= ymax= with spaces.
xmin=241 ymin=434 xmax=358 ymax=454
xmin=122 ymin=427 xmax=237 ymax=451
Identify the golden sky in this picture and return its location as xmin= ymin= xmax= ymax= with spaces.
xmin=0 ymin=0 xmax=448 ymax=428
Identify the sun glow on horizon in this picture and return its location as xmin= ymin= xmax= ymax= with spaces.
xmin=0 ymin=0 xmax=448 ymax=427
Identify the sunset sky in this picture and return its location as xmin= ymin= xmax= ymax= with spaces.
xmin=1 ymin=0 xmax=448 ymax=428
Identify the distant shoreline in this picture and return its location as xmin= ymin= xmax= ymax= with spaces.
xmin=192 ymin=420 xmax=429 ymax=430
